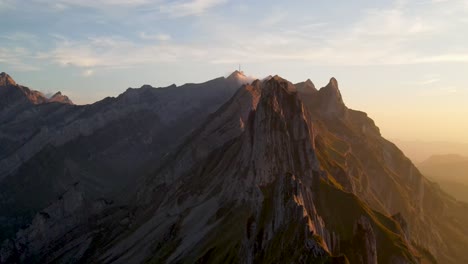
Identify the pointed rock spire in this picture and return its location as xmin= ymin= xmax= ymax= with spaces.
xmin=323 ymin=77 xmax=342 ymax=100
xmin=0 ymin=72 xmax=17 ymax=86
xmin=305 ymin=79 xmax=316 ymax=88
xmin=48 ymin=91 xmax=74 ymax=104
xmin=295 ymin=79 xmax=317 ymax=94
xmin=313 ymin=77 xmax=347 ymax=117
xmin=321 ymin=77 xmax=343 ymax=101
xmin=327 ymin=77 xmax=339 ymax=90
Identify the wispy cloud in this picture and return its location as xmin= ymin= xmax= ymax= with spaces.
xmin=0 ymin=47 xmax=39 ymax=71
xmin=82 ymin=69 xmax=94 ymax=77
xmin=38 ymin=36 xmax=207 ymax=69
xmin=139 ymin=32 xmax=171 ymax=41
xmin=33 ymin=0 xmax=152 ymax=9
xmin=258 ymin=7 xmax=288 ymax=27
xmin=0 ymin=0 xmax=15 ymax=11
xmin=8 ymin=0 xmax=226 ymax=17
xmin=1 ymin=32 xmax=38 ymax=43
xmin=159 ymin=0 xmax=227 ymax=17
xmin=416 ymin=53 xmax=468 ymax=63
xmin=3 ymin=0 xmax=468 ymax=73
xmin=204 ymin=0 xmax=468 ymax=66
xmin=415 ymin=78 xmax=440 ymax=85
xmin=419 ymin=86 xmax=458 ymax=97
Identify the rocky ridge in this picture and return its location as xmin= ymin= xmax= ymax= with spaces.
xmin=0 ymin=72 xmax=246 ymax=244
xmin=0 ymin=72 xmax=467 ymax=263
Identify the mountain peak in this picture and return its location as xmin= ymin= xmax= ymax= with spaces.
xmin=0 ymin=72 xmax=17 ymax=86
xmin=326 ymin=77 xmax=339 ymax=91
xmin=229 ymin=70 xmax=244 ymax=76
xmin=226 ymin=70 xmax=254 ymax=86
xmin=312 ymin=77 xmax=346 ymax=117
xmin=295 ymin=79 xmax=317 ymax=94
xmin=322 ymin=77 xmax=342 ymax=99
xmin=265 ymin=75 xmax=296 ymax=93
xmin=227 ymin=70 xmax=246 ymax=81
xmin=0 ymin=73 xmax=48 ymax=105
xmin=48 ymin=91 xmax=74 ymax=105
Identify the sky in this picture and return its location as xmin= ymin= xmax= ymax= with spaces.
xmin=1 ymin=0 xmax=467 ymax=143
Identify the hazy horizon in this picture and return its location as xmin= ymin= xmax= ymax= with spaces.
xmin=1 ymin=0 xmax=468 ymax=143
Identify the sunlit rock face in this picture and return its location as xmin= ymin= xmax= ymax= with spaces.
xmin=47 ymin=92 xmax=74 ymax=105
xmin=1 ymin=72 xmax=468 ymax=264
xmin=0 ymin=72 xmax=17 ymax=86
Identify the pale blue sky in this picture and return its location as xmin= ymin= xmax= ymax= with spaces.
xmin=1 ymin=0 xmax=467 ymax=143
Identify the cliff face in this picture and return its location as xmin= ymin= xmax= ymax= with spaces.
xmin=1 ymin=72 xmax=467 ymax=263
xmin=298 ymin=78 xmax=468 ymax=263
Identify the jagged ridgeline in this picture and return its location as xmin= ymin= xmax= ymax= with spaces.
xmin=0 ymin=71 xmax=467 ymax=263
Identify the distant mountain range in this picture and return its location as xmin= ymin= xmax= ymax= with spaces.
xmin=1 ymin=71 xmax=467 ymax=263
xmin=417 ymin=154 xmax=468 ymax=203
xmin=392 ymin=139 xmax=468 ymax=163
xmin=392 ymin=137 xmax=468 ymax=204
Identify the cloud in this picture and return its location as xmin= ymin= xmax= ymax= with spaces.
xmin=159 ymin=0 xmax=227 ymax=17
xmin=82 ymin=69 xmax=94 ymax=77
xmin=0 ymin=0 xmax=15 ymax=11
xmin=416 ymin=53 xmax=468 ymax=63
xmin=0 ymin=47 xmax=39 ymax=71
xmin=204 ymin=0 xmax=468 ymax=66
xmin=4 ymin=0 xmax=468 ymax=72
xmin=139 ymin=32 xmax=171 ymax=41
xmin=258 ymin=7 xmax=288 ymax=27
xmin=8 ymin=0 xmax=227 ymax=17
xmin=33 ymin=0 xmax=152 ymax=10
xmin=38 ymin=36 xmax=207 ymax=69
xmin=419 ymin=86 xmax=458 ymax=97
xmin=44 ymin=0 xmax=463 ymax=70
xmin=1 ymin=32 xmax=38 ymax=43
xmin=415 ymin=78 xmax=440 ymax=85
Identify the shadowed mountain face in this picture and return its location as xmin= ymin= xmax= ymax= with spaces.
xmin=0 ymin=72 xmax=467 ymax=263
xmin=0 ymin=72 xmax=243 ymax=242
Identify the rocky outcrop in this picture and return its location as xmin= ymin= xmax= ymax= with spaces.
xmin=0 ymin=72 xmax=16 ymax=86
xmin=47 ymin=91 xmax=74 ymax=105
xmin=351 ymin=216 xmax=378 ymax=264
